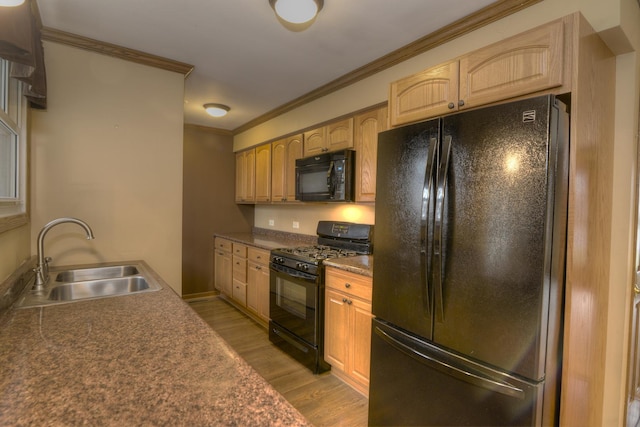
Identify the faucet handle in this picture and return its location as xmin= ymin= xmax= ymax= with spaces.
xmin=44 ymin=257 xmax=52 ymax=263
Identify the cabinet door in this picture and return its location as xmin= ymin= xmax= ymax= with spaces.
xmin=255 ymin=143 xmax=271 ymax=203
xmin=235 ymin=149 xmax=256 ymax=203
xmin=271 ymin=139 xmax=286 ymax=202
xmin=389 ymin=60 xmax=459 ymax=126
xmin=303 ymin=126 xmax=326 ymax=157
xmin=458 ymin=19 xmax=564 ymax=110
xmin=256 ymin=264 xmax=270 ymax=322
xmin=325 ymin=288 xmax=349 ymax=371
xmin=285 ymin=135 xmax=303 ymax=202
xmin=354 ymin=107 xmax=387 ymax=202
xmin=326 ymin=118 xmax=354 ymax=152
xmin=235 ymin=152 xmax=245 ymax=203
xmin=349 ymin=297 xmax=373 ymax=390
xmin=272 ymin=134 xmax=303 ymax=203
xmin=247 ymin=261 xmax=260 ymax=312
xmin=214 ymin=249 xmax=232 ymax=295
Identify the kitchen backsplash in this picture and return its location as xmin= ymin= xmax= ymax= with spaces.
xmin=255 ymin=204 xmax=375 ymax=235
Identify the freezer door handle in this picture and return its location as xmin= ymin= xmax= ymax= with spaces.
xmin=374 ymin=324 xmax=526 ymax=400
xmin=433 ymin=135 xmax=452 ymax=322
xmin=420 ymin=137 xmax=438 ymax=316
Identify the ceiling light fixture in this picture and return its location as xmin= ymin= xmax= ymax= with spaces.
xmin=203 ymin=103 xmax=230 ymax=118
xmin=269 ymin=0 xmax=323 ymax=25
xmin=0 ymin=0 xmax=26 ymax=6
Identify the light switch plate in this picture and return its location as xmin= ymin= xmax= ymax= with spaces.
xmin=292 ymin=221 xmax=299 ymax=229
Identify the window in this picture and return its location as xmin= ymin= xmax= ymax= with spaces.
xmin=0 ymin=58 xmax=27 ymax=233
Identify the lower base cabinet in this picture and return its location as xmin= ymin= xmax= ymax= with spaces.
xmin=247 ymin=247 xmax=270 ymax=323
xmin=214 ymin=238 xmax=270 ymax=327
xmin=324 ymin=266 xmax=373 ymax=397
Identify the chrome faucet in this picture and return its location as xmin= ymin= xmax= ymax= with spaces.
xmin=33 ymin=217 xmax=95 ymax=291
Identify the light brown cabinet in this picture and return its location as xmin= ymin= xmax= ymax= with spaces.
xmin=214 ymin=237 xmax=233 ymax=296
xmin=271 ymin=134 xmax=303 ymax=203
xmin=303 ymin=118 xmax=354 ymax=157
xmin=232 ymin=243 xmax=248 ymax=306
xmin=247 ymin=247 xmax=270 ymax=323
xmin=390 ymin=19 xmax=567 ymax=126
xmin=255 ymin=143 xmax=272 ymax=203
xmin=354 ymin=106 xmax=387 ymax=202
xmin=235 ymin=149 xmax=255 ymax=203
xmin=324 ymin=266 xmax=373 ymax=397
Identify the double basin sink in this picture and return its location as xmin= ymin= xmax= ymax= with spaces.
xmin=17 ymin=262 xmax=162 ymax=308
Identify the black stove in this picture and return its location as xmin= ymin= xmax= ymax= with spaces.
xmin=270 ymin=221 xmax=373 ymax=275
xmin=268 ymin=221 xmax=373 ymax=374
xmin=271 ymin=245 xmax=359 ymax=275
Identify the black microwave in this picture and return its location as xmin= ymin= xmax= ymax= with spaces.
xmin=295 ymin=150 xmax=355 ymax=202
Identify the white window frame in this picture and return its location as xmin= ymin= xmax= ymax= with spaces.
xmin=0 ymin=58 xmax=28 ymax=234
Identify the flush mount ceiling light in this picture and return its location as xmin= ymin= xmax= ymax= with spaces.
xmin=269 ymin=0 xmax=323 ymax=25
xmin=203 ymin=103 xmax=230 ymax=118
xmin=0 ymin=0 xmax=26 ymax=6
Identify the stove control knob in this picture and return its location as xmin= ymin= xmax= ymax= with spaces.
xmin=274 ymin=257 xmax=284 ymax=264
xmin=296 ymin=263 xmax=308 ymax=271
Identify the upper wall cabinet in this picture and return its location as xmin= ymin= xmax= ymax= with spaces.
xmin=235 ymin=148 xmax=255 ymax=204
xmin=354 ymin=106 xmax=387 ymax=203
xmin=389 ymin=61 xmax=459 ymax=127
xmin=271 ymin=134 xmax=303 ymax=203
xmin=389 ymin=19 xmax=567 ymax=126
xmin=255 ymin=143 xmax=272 ymax=203
xmin=303 ymin=118 xmax=354 ymax=157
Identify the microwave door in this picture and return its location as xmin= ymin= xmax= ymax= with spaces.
xmin=297 ymin=163 xmax=332 ymax=200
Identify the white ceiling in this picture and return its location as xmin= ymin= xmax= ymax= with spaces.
xmin=37 ymin=0 xmax=496 ymax=131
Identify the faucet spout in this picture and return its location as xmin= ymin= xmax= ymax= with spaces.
xmin=34 ymin=217 xmax=95 ymax=291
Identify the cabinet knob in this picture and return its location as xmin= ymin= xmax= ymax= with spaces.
xmin=458 ymin=99 xmax=465 ymax=107
xmin=342 ymin=298 xmax=348 ymax=303
xmin=345 ymin=282 xmax=351 ymax=288
xmin=448 ymin=102 xmax=455 ymax=109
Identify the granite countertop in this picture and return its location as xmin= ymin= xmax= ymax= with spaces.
xmin=216 ymin=229 xmax=374 ymax=278
xmin=0 ymin=261 xmax=310 ymax=426
xmin=323 ymin=255 xmax=373 ymax=277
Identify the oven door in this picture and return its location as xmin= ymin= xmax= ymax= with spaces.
xmin=269 ymin=262 xmax=320 ymax=346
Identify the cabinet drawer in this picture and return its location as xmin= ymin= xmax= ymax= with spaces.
xmin=232 ymin=279 xmax=247 ymax=306
xmin=325 ymin=267 xmax=372 ymax=302
xmin=248 ymin=247 xmax=269 ymax=265
xmin=233 ymin=243 xmax=248 ymax=257
xmin=215 ymin=238 xmax=232 ymax=252
xmin=233 ymin=255 xmax=247 ymax=282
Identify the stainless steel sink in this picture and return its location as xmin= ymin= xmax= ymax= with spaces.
xmin=48 ymin=276 xmax=153 ymax=301
xmin=55 ymin=265 xmax=139 ymax=282
xmin=16 ymin=262 xmax=162 ymax=308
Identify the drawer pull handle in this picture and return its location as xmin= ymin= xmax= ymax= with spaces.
xmin=345 ymin=282 xmax=351 ymax=288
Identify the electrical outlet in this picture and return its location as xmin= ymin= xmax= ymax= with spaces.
xmin=292 ymin=221 xmax=300 ymax=229
xmin=268 ymin=219 xmax=274 ymax=226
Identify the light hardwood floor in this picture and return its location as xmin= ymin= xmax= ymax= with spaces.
xmin=188 ymin=296 xmax=369 ymax=427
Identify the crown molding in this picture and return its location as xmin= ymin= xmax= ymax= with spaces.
xmin=40 ymin=27 xmax=194 ymax=77
xmin=232 ymin=0 xmax=542 ymax=135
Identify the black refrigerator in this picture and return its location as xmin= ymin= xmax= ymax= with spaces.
xmin=368 ymin=95 xmax=569 ymax=427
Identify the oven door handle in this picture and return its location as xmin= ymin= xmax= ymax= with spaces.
xmin=270 ymin=264 xmax=317 ymax=281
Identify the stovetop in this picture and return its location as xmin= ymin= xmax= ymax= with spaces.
xmin=270 ymin=221 xmax=373 ymax=276
xmin=272 ymin=245 xmax=359 ymax=263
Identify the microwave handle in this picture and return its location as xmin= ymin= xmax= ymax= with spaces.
xmin=327 ymin=161 xmax=336 ymax=198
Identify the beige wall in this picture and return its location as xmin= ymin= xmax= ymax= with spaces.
xmin=235 ymin=0 xmax=640 ymax=424
xmin=0 ymin=224 xmax=31 ymax=283
xmin=30 ymin=42 xmax=184 ymax=294
xmin=255 ymin=204 xmax=374 ymax=235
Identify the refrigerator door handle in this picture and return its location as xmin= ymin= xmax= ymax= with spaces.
xmin=420 ymin=138 xmax=439 ymax=315
xmin=374 ymin=325 xmax=526 ymax=400
xmin=434 ymin=135 xmax=452 ymax=322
